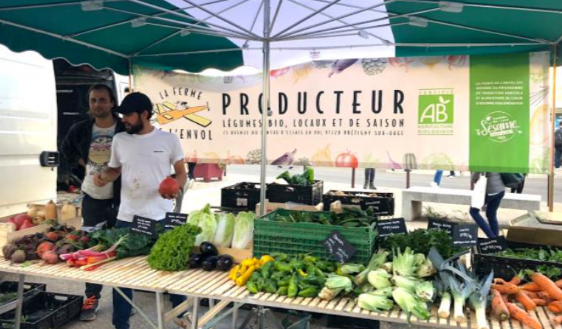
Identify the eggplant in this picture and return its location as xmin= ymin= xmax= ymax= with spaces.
xmin=199 ymin=242 xmax=218 ymax=257
xmin=216 ymin=255 xmax=234 ymax=272
xmin=188 ymin=254 xmax=205 ymax=269
xmin=202 ymin=256 xmax=218 ymax=271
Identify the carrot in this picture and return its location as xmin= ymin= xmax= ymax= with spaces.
xmin=494 ymin=278 xmax=508 ymax=284
xmin=492 ymin=283 xmax=520 ymax=295
xmin=491 ymin=289 xmax=510 ymax=321
xmin=556 ymin=279 xmax=562 ymax=289
xmin=551 ymin=301 xmax=562 ymax=311
xmin=532 ymin=273 xmax=562 ymax=301
xmin=531 ymin=298 xmax=547 ymax=306
xmin=509 ymin=274 xmax=523 ymax=286
xmin=539 ymin=291 xmax=552 ymax=300
xmin=552 ymin=315 xmax=562 ymax=325
xmin=519 ymin=282 xmax=542 ymax=292
xmin=548 ymin=303 xmax=562 ymax=314
xmin=521 ymin=290 xmax=539 ymax=299
xmin=515 ymin=291 xmax=537 ymax=310
xmin=506 ymin=302 xmax=542 ymax=329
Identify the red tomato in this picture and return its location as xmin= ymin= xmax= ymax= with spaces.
xmin=335 ymin=152 xmax=359 ymax=168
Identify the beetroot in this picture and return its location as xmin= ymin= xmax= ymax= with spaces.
xmin=37 ymin=241 xmax=55 ymax=257
xmin=41 ymin=250 xmax=58 ymax=264
xmin=45 ymin=232 xmax=59 ymax=242
xmin=158 ymin=177 xmax=180 ymax=195
xmin=2 ymin=244 xmax=17 ymax=260
xmin=11 ymin=250 xmax=26 ymax=263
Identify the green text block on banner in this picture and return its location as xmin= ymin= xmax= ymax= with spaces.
xmin=469 ymin=53 xmax=530 ymax=173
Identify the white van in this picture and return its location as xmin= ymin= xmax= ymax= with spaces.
xmin=0 ymin=45 xmax=58 ymax=218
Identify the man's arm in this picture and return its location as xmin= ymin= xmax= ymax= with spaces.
xmin=173 ymin=159 xmax=188 ymax=191
xmin=93 ymin=166 xmax=122 ymax=187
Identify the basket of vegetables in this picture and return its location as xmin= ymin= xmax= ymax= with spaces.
xmin=253 ymin=208 xmax=377 ymax=264
xmin=267 ymin=167 xmax=323 ymax=205
xmin=322 ymin=190 xmax=394 ymax=215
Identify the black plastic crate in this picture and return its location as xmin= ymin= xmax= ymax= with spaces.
xmin=322 ymin=190 xmax=394 ymax=216
xmin=0 ymin=282 xmax=46 ymax=308
xmin=266 ymin=180 xmax=323 ymax=205
xmin=221 ymin=182 xmax=261 ymax=211
xmin=326 ymin=315 xmax=380 ymax=329
xmin=473 ymin=240 xmax=562 ymax=280
xmin=0 ymin=292 xmax=82 ymax=329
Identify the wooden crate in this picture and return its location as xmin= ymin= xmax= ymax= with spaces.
xmin=255 ymin=200 xmax=324 ymax=215
xmin=190 ymin=246 xmax=252 ymax=263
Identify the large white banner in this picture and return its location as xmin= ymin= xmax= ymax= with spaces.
xmin=133 ymin=52 xmax=550 ymax=173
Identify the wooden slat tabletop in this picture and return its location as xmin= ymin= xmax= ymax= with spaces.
xmin=2 ymin=258 xmax=561 ymax=329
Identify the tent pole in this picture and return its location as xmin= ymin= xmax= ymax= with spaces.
xmin=549 ymin=45 xmax=557 ymax=212
xmin=259 ymin=0 xmax=271 ymax=217
xmin=128 ymin=58 xmax=133 ymax=93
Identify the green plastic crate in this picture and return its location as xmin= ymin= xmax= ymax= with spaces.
xmin=253 ymin=209 xmax=377 ymax=264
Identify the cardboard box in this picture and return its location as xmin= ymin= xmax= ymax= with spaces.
xmin=255 ymin=200 xmax=323 ymax=215
xmin=506 ymin=226 xmax=562 ymax=248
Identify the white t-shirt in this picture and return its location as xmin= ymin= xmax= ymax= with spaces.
xmin=108 ymin=129 xmax=184 ymax=222
xmin=82 ymin=123 xmax=116 ymax=199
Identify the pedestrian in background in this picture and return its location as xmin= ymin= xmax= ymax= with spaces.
xmin=469 ymin=172 xmax=505 ymax=238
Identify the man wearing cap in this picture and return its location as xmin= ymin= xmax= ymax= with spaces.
xmin=93 ymin=92 xmax=188 ymax=329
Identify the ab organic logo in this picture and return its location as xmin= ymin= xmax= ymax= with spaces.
xmin=476 ymin=111 xmax=522 ymax=143
xmin=418 ymin=89 xmax=454 ymax=135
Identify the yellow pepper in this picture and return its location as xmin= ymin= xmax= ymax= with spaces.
xmin=297 ymin=269 xmax=308 ymax=277
xmin=241 ymin=258 xmax=257 ymax=267
xmin=260 ymin=255 xmax=274 ymax=265
xmin=229 ymin=265 xmax=241 ymax=281
xmin=236 ymin=265 xmax=256 ymax=286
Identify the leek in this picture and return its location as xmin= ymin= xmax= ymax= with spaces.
xmin=468 ymin=271 xmax=494 ymax=329
xmin=447 ymin=275 xmax=474 ymax=323
xmin=438 ymin=291 xmax=452 ymax=319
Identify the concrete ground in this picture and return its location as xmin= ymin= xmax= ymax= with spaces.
xmin=4 ymin=166 xmax=562 ymax=329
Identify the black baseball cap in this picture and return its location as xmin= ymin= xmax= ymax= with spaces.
xmin=115 ymin=92 xmax=152 ymax=115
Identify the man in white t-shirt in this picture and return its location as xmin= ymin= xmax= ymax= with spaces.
xmin=93 ymin=92 xmax=187 ymax=329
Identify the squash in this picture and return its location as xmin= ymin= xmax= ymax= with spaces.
xmin=27 ymin=206 xmax=38 ymax=218
xmin=44 ymin=200 xmax=57 ymax=220
xmin=60 ymin=202 xmax=77 ymax=221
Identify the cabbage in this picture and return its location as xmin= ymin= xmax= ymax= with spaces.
xmin=232 ymin=212 xmax=254 ymax=249
xmin=212 ymin=213 xmax=235 ymax=247
xmin=188 ymin=204 xmax=217 ymax=246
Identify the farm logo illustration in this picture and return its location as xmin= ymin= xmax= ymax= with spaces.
xmin=154 ymin=101 xmax=211 ymax=127
xmin=475 ymin=111 xmax=522 ymax=143
xmin=417 ymin=88 xmax=454 ymax=135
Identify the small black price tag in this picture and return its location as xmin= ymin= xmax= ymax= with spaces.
xmin=377 ymin=218 xmax=407 ymax=238
xmin=164 ymin=212 xmax=188 ymax=231
xmin=452 ymin=224 xmax=479 ymax=247
xmin=323 ymin=231 xmax=356 ymax=264
xmin=478 ymin=236 xmax=508 ymax=254
xmin=427 ymin=218 xmax=455 ymax=235
xmin=131 ymin=215 xmax=159 ymax=238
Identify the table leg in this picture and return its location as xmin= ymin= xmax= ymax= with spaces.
xmin=156 ymin=292 xmax=165 ymax=329
xmin=114 ymin=287 xmax=158 ymax=329
xmin=231 ymin=305 xmax=238 ymax=329
xmin=191 ymin=297 xmax=199 ymax=329
xmin=14 ymin=274 xmax=25 ymax=329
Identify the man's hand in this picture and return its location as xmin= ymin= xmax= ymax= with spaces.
xmin=93 ymin=173 xmax=107 ymax=187
xmin=160 ymin=192 xmax=178 ymax=200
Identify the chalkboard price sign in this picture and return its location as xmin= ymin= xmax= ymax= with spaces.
xmin=323 ymin=231 xmax=356 ymax=263
xmin=452 ymin=224 xmax=479 ymax=247
xmin=164 ymin=212 xmax=188 ymax=231
xmin=377 ymin=218 xmax=407 ymax=238
xmin=427 ymin=218 xmax=455 ymax=235
xmin=131 ymin=215 xmax=159 ymax=238
xmin=478 ymin=236 xmax=508 ymax=254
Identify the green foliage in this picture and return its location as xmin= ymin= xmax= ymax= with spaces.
xmin=147 ymin=224 xmax=202 ymax=271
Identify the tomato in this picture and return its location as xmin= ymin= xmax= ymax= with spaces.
xmin=335 ymin=152 xmax=359 ymax=168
